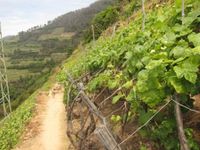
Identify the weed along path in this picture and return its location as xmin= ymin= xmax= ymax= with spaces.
xmin=14 ymin=84 xmax=69 ymax=150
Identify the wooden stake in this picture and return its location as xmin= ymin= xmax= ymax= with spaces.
xmin=95 ymin=125 xmax=121 ymax=150
xmin=92 ymin=25 xmax=95 ymax=43
xmin=112 ymin=24 xmax=116 ymax=38
xmin=174 ymin=94 xmax=189 ymax=150
xmin=182 ymin=0 xmax=185 ymax=24
xmin=142 ymin=0 xmax=146 ymax=31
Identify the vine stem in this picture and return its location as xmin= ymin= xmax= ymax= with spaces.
xmin=99 ymin=87 xmax=122 ymax=107
xmin=105 ymin=103 xmax=125 ymax=118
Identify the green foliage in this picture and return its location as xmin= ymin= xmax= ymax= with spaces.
xmin=151 ymin=119 xmax=179 ymax=150
xmin=112 ymin=92 xmax=125 ymax=104
xmin=87 ymin=69 xmax=123 ymax=91
xmin=87 ymin=70 xmax=112 ymax=91
xmin=0 ymin=92 xmax=36 ymax=150
xmin=9 ymin=71 xmax=50 ymax=112
xmin=140 ymin=145 xmax=148 ymax=150
xmin=122 ymin=0 xmax=141 ymax=18
xmin=185 ymin=128 xmax=200 ymax=150
xmin=188 ymin=33 xmax=200 ymax=46
xmin=84 ymin=6 xmax=119 ymax=43
xmin=173 ymin=56 xmax=199 ymax=84
xmin=111 ymin=115 xmax=121 ymax=122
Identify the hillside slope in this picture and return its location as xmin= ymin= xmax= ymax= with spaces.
xmin=59 ymin=0 xmax=200 ymax=149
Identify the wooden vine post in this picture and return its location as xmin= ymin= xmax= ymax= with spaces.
xmin=174 ymin=94 xmax=189 ymax=150
xmin=182 ymin=0 xmax=185 ymax=24
xmin=92 ymin=24 xmax=95 ymax=44
xmin=174 ymin=1 xmax=189 ymax=149
xmin=95 ymin=125 xmax=121 ymax=150
xmin=112 ymin=24 xmax=116 ymax=38
xmin=142 ymin=0 xmax=146 ymax=31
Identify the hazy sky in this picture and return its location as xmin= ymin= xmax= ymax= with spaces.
xmin=0 ymin=0 xmax=97 ymax=36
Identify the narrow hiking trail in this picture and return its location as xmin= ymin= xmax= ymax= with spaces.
xmin=14 ymin=84 xmax=69 ymax=150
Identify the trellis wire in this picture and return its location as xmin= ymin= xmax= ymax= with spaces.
xmin=105 ymin=104 xmax=125 ymax=119
xmin=113 ymin=99 xmax=172 ymax=150
xmin=111 ymin=97 xmax=200 ymax=149
xmin=93 ymin=87 xmax=107 ymax=102
xmin=99 ymin=87 xmax=122 ymax=107
xmin=171 ymin=99 xmax=200 ymax=113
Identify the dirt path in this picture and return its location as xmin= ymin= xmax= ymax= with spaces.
xmin=14 ymin=84 xmax=69 ymax=150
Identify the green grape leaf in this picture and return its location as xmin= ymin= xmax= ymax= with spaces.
xmin=168 ymin=76 xmax=186 ymax=93
xmin=170 ymin=40 xmax=190 ymax=58
xmin=112 ymin=93 xmax=124 ymax=104
xmin=175 ymin=0 xmax=182 ymax=6
xmin=173 ymin=66 xmax=184 ymax=78
xmin=111 ymin=115 xmax=121 ymax=122
xmin=139 ymin=90 xmax=165 ymax=107
xmin=161 ymin=31 xmax=177 ymax=46
xmin=184 ymin=73 xmax=197 ymax=84
xmin=170 ymin=46 xmax=186 ymax=58
xmin=141 ymin=56 xmax=151 ymax=65
xmin=173 ymin=56 xmax=199 ymax=84
xmin=122 ymin=80 xmax=133 ymax=89
xmin=172 ymin=24 xmax=192 ymax=36
xmin=184 ymin=9 xmax=200 ymax=26
xmin=138 ymin=110 xmax=154 ymax=125
xmin=108 ymin=80 xmax=118 ymax=89
xmin=188 ymin=33 xmax=200 ymax=47
xmin=145 ymin=60 xmax=163 ymax=70
xmin=125 ymin=51 xmax=132 ymax=60
xmin=157 ymin=9 xmax=166 ymax=22
xmin=191 ymin=46 xmax=200 ymax=55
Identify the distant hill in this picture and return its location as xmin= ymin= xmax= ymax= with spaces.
xmin=17 ymin=0 xmax=115 ymax=42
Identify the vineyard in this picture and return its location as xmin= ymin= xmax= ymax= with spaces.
xmin=58 ymin=0 xmax=200 ymax=149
